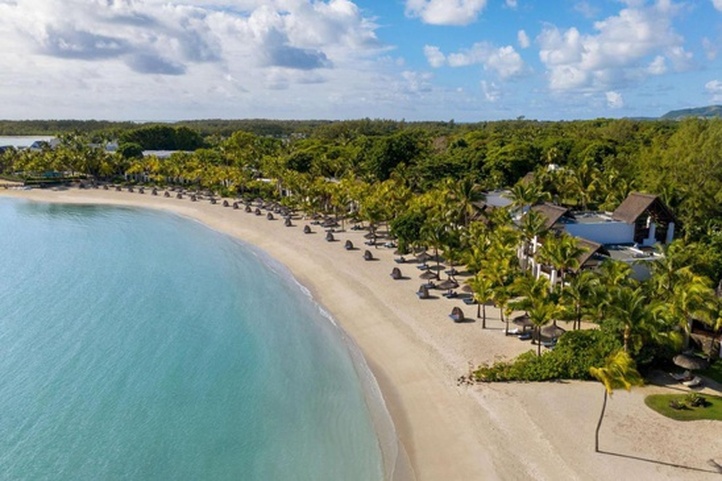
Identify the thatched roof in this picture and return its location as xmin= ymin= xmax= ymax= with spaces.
xmin=531 ymin=203 xmax=570 ymax=230
xmin=612 ymin=192 xmax=672 ymax=224
xmin=363 ymin=249 xmax=374 ymax=260
xmin=390 ymin=267 xmax=402 ymax=279
xmin=449 ymin=306 xmax=464 ymax=322
xmin=575 ymin=238 xmax=605 ymax=270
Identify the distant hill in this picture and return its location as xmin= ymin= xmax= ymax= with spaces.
xmin=661 ymin=105 xmax=722 ymax=120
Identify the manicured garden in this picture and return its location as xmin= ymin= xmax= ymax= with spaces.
xmin=645 ymin=392 xmax=722 ymax=421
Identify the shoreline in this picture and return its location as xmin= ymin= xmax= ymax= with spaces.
xmin=2 ymin=187 xmax=721 ymax=481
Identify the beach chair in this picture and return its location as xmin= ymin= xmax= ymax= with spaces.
xmin=394 ymin=256 xmax=406 ymax=264
xmin=462 ymin=297 xmax=477 ymax=305
xmin=670 ymin=370 xmax=693 ymax=382
xmin=683 ymin=376 xmax=703 ymax=388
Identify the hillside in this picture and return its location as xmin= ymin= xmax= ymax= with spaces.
xmin=661 ymin=105 xmax=722 ymax=119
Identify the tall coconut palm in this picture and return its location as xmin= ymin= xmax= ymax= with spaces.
xmin=606 ymin=286 xmax=654 ymax=353
xmin=559 ymin=270 xmax=600 ymax=330
xmin=468 ymin=273 xmax=494 ymax=328
xmin=658 ymin=269 xmax=717 ymax=349
xmin=536 ymin=233 xmax=585 ymax=291
xmin=589 ymin=351 xmax=643 ymax=452
xmin=448 ymin=176 xmax=485 ymax=227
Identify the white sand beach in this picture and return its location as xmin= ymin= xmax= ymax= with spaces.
xmin=2 ymin=187 xmax=720 ymax=481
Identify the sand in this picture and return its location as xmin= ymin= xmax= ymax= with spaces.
xmin=2 ymin=186 xmax=720 ymax=481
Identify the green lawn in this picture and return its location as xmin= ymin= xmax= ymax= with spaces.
xmin=645 ymin=393 xmax=722 ymax=421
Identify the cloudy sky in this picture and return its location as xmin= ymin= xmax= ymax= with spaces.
xmin=1 ymin=0 xmax=721 ymax=121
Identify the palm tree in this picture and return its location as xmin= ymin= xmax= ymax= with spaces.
xmin=589 ymin=351 xmax=643 ymax=452
xmin=518 ymin=209 xmax=547 ymax=270
xmin=528 ymin=296 xmax=558 ymax=356
xmin=659 ymin=269 xmax=717 ymax=349
xmin=468 ymin=273 xmax=494 ymax=328
xmin=536 ymin=233 xmax=585 ymax=291
xmin=512 ymin=274 xmax=558 ymax=355
xmin=606 ymin=286 xmax=654 ymax=353
xmin=559 ymin=270 xmax=600 ymax=330
xmin=448 ymin=176 xmax=485 ymax=227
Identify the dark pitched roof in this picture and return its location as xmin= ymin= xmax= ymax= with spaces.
xmin=531 ymin=203 xmax=570 ymax=230
xmin=575 ymin=238 xmax=605 ymax=270
xmin=612 ymin=192 xmax=659 ymax=224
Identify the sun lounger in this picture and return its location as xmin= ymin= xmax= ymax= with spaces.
xmin=462 ymin=297 xmax=477 ymax=305
xmin=518 ymin=331 xmax=532 ymax=341
xmin=541 ymin=338 xmax=557 ymax=349
xmin=683 ymin=376 xmax=703 ymax=388
xmin=670 ymin=371 xmax=693 ymax=382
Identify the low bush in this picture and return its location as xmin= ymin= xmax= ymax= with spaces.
xmin=473 ymin=329 xmax=622 ymax=382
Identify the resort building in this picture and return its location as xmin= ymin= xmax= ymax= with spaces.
xmin=522 ymin=192 xmax=676 ymax=284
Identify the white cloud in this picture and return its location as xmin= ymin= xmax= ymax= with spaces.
xmin=647 ymin=55 xmax=666 ymax=75
xmin=713 ymin=0 xmax=722 ymax=12
xmin=505 ymin=0 xmax=518 ymax=8
xmin=423 ymin=45 xmax=446 ymax=68
xmin=605 ymin=91 xmax=624 ymax=108
xmin=405 ymin=0 xmax=487 ymax=26
xmin=481 ymin=80 xmax=500 ymax=102
xmin=517 ymin=30 xmax=530 ymax=49
xmin=0 ymin=0 xmax=406 ymax=119
xmin=430 ymin=42 xmax=526 ymax=79
xmin=705 ymin=79 xmax=722 ymax=101
xmin=538 ymin=1 xmax=691 ymax=93
xmin=702 ymin=37 xmax=717 ymax=61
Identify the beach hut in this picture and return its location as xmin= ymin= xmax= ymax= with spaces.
xmin=390 ymin=267 xmax=403 ymax=280
xmin=449 ymin=307 xmax=465 ymax=323
xmin=266 ymin=212 xmax=274 ymax=220
xmin=303 ymin=225 xmax=312 ymax=234
xmin=416 ymin=284 xmax=430 ymax=299
xmin=363 ymin=250 xmax=374 ymax=261
xmin=344 ymin=240 xmax=354 ymax=251
xmin=326 ymin=231 xmax=335 ymax=242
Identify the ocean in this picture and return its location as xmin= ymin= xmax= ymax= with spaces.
xmin=0 ymin=199 xmax=390 ymax=480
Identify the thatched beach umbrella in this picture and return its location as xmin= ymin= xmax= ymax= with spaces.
xmin=232 ymin=202 xmax=239 ymax=209
xmin=541 ymin=324 xmax=566 ymax=340
xmin=164 ymin=191 xmax=170 ymax=197
xmin=437 ymin=279 xmax=458 ymax=290
xmin=284 ymin=217 xmax=293 ymax=227
xmin=152 ymin=188 xmax=158 ymax=196
xmin=416 ymin=252 xmax=433 ymax=263
xmin=326 ymin=231 xmax=335 ymax=242
xmin=512 ymin=313 xmax=534 ymax=329
xmin=128 ymin=186 xmax=134 ymax=193
xmin=673 ymin=354 xmax=709 ymax=371
xmin=191 ymin=194 xmax=197 ymax=202
xmin=176 ymin=193 xmax=183 ymax=199
xmin=420 ymin=270 xmax=439 ymax=280
xmin=103 ymin=184 xmax=109 ymax=190
xmin=210 ymin=198 xmax=217 ymax=205
xmin=363 ymin=250 xmax=374 ymax=261
xmin=344 ymin=240 xmax=354 ymax=250
xmin=138 ymin=187 xmax=144 ymax=194
xmin=266 ymin=212 xmax=274 ymax=220
xmin=255 ymin=208 xmax=262 ymax=216
xmin=416 ymin=284 xmax=430 ymax=299
xmin=303 ymin=225 xmax=312 ymax=234
xmin=223 ymin=200 xmax=229 ymax=207
xmin=115 ymin=185 xmax=122 ymax=191
xmin=245 ymin=205 xmax=252 ymax=213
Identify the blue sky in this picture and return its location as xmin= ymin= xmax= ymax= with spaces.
xmin=0 ymin=0 xmax=721 ymax=121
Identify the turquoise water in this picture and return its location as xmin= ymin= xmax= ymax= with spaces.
xmin=0 ymin=199 xmax=387 ymax=480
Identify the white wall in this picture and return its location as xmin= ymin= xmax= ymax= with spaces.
xmin=563 ymin=222 xmax=634 ymax=245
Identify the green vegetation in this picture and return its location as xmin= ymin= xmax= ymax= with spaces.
xmin=645 ymin=393 xmax=722 ymax=421
xmin=2 ymin=117 xmax=722 ymax=381
xmin=700 ymin=361 xmax=722 ymax=385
